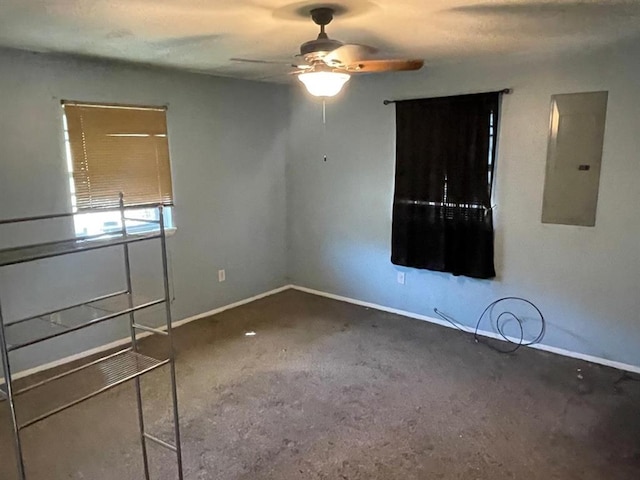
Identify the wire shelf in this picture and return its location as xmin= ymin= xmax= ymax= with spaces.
xmin=0 ymin=199 xmax=184 ymax=480
xmin=0 ymin=231 xmax=160 ymax=267
xmin=3 ymin=293 xmax=165 ymax=351
xmin=0 ymin=350 xmax=168 ymax=429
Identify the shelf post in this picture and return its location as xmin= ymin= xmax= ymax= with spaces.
xmin=159 ymin=205 xmax=184 ymax=480
xmin=0 ymin=300 xmax=26 ymax=480
xmin=119 ymin=193 xmax=151 ymax=480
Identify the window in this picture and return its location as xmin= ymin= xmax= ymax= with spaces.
xmin=391 ymin=92 xmax=501 ymax=279
xmin=62 ymin=101 xmax=174 ymax=237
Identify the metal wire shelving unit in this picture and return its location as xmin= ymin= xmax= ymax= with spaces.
xmin=0 ymin=197 xmax=184 ymax=480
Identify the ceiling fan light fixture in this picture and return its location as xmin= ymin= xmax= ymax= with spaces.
xmin=298 ymin=71 xmax=350 ymax=97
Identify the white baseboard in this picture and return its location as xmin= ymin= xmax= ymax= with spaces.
xmin=6 ymin=285 xmax=292 ymax=381
xmin=170 ymin=284 xmax=292 ymax=329
xmin=7 ymin=282 xmax=639 ymax=382
xmin=291 ymin=284 xmax=640 ymax=375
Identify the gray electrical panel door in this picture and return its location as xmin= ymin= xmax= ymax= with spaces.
xmin=541 ymin=91 xmax=608 ymax=226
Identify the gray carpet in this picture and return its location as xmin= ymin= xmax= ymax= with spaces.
xmin=1 ymin=289 xmax=639 ymax=479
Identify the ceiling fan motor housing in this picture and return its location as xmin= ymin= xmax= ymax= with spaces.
xmin=300 ymin=37 xmax=343 ymax=56
xmin=300 ymin=7 xmax=343 ymax=56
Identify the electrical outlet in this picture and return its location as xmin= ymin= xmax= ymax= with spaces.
xmin=397 ymin=272 xmax=405 ymax=285
xmin=218 ymin=269 xmax=226 ymax=282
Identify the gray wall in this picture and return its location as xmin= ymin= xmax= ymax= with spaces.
xmin=2 ymin=38 xmax=640 ymax=374
xmin=287 ymin=41 xmax=640 ymax=369
xmin=0 ymin=48 xmax=289 ymax=372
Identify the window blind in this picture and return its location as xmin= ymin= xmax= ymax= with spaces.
xmin=63 ymin=102 xmax=174 ymax=210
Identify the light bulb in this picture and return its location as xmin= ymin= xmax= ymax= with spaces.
xmin=298 ymin=71 xmax=350 ymax=97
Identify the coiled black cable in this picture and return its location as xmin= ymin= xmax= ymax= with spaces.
xmin=434 ymin=297 xmax=545 ymax=354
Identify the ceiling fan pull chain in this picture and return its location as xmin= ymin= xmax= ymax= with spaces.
xmin=322 ymin=99 xmax=326 ymax=125
xmin=322 ymin=99 xmax=328 ymax=162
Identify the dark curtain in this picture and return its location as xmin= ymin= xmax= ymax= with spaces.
xmin=391 ymin=92 xmax=500 ymax=279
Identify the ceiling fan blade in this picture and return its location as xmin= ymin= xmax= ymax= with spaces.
xmin=346 ymin=59 xmax=424 ymax=73
xmin=230 ymin=58 xmax=294 ymax=65
xmin=323 ymin=44 xmax=379 ymax=67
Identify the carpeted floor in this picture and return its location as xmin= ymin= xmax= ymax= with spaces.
xmin=1 ymin=289 xmax=639 ymax=479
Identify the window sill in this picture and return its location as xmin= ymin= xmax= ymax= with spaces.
xmin=75 ymin=227 xmax=177 ymax=243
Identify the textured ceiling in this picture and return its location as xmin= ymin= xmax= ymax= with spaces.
xmin=1 ymin=0 xmax=639 ymax=82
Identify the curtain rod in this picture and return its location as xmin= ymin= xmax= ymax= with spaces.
xmin=383 ymin=88 xmax=512 ymax=105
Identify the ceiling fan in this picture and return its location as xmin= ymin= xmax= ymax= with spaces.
xmin=232 ymin=7 xmax=424 ymax=97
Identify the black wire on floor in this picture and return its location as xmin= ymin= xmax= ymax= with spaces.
xmin=434 ymin=297 xmax=546 ymax=354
